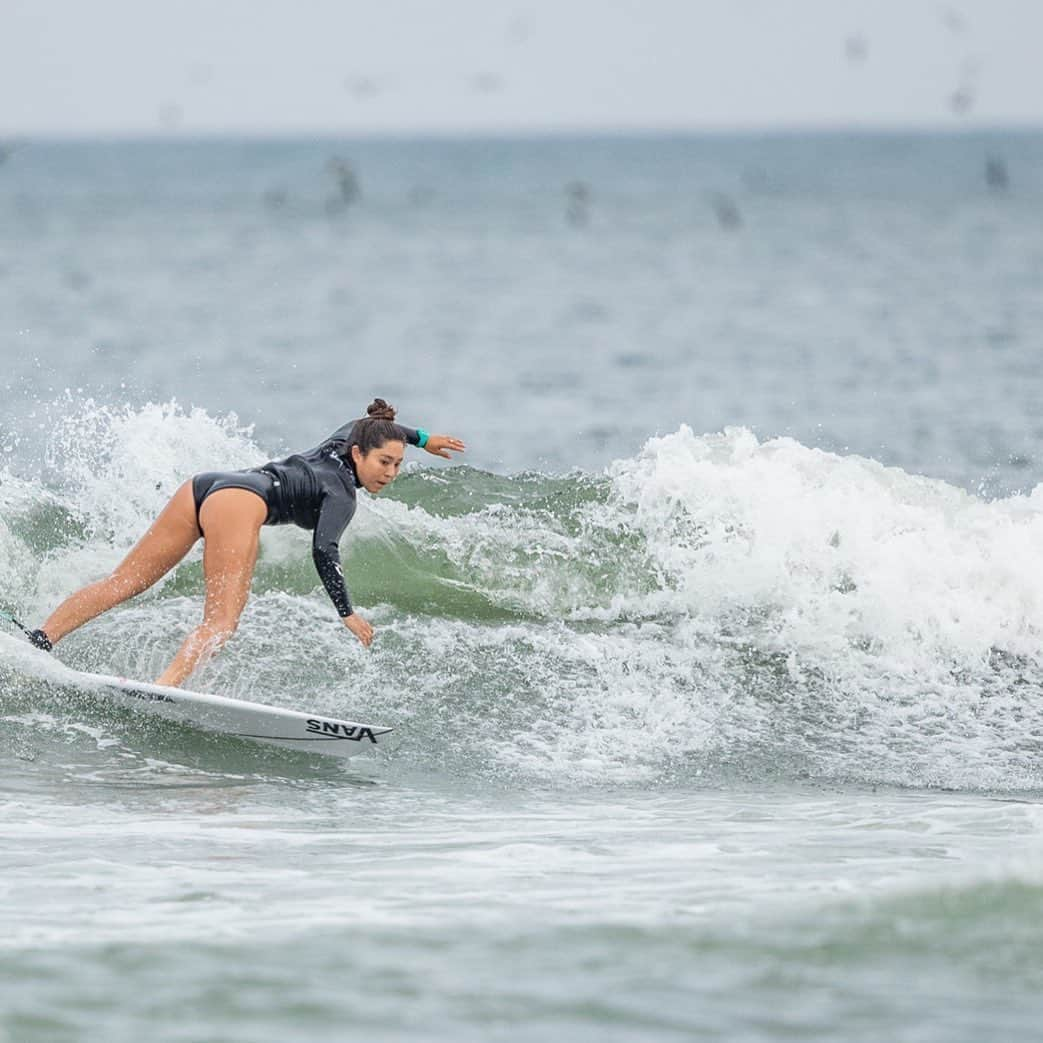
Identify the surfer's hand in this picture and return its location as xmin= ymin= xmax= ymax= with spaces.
xmin=344 ymin=613 xmax=374 ymax=648
xmin=423 ymin=434 xmax=466 ymax=460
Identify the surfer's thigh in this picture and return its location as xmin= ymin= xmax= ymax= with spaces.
xmin=111 ymin=480 xmax=202 ymax=593
xmin=198 ymin=488 xmax=267 ymax=629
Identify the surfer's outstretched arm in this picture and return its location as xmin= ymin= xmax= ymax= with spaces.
xmin=313 ymin=499 xmax=374 ymax=648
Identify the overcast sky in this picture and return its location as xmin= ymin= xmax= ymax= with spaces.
xmin=2 ymin=0 xmax=1041 ymax=136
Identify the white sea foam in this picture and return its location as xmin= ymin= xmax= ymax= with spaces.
xmin=607 ymin=425 xmax=1043 ymax=666
xmin=2 ymin=398 xmax=266 ymax=615
xmin=44 ymin=396 xmax=261 ymax=540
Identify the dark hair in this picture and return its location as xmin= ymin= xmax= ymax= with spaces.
xmin=348 ymin=398 xmax=409 ymax=456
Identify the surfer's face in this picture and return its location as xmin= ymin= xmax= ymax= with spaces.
xmin=352 ymin=440 xmax=405 ymax=494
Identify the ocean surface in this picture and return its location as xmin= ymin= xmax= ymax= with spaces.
xmin=2 ymin=131 xmax=1043 ymax=1041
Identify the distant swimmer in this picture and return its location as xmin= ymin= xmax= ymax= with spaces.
xmin=26 ymin=399 xmax=465 ymax=687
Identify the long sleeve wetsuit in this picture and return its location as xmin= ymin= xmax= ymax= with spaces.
xmin=192 ymin=419 xmax=421 ymax=617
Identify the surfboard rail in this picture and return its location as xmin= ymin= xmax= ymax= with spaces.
xmin=78 ymin=671 xmax=392 ymax=760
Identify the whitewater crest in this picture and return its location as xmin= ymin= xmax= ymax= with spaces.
xmin=607 ymin=424 xmax=1043 ymax=666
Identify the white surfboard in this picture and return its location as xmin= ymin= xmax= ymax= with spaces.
xmin=67 ymin=671 xmax=392 ymax=759
xmin=1 ymin=625 xmax=389 ymax=760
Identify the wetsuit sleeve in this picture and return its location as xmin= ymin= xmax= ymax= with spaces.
xmin=312 ymin=494 xmax=358 ymax=617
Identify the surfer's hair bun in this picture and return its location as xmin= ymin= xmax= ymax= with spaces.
xmin=346 ymin=397 xmax=407 ymax=456
xmin=365 ymin=398 xmax=397 ymax=422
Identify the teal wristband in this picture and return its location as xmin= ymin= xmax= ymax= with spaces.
xmin=416 ymin=428 xmax=429 ymax=449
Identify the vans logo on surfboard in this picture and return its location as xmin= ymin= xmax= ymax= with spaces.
xmin=306 ymin=719 xmax=378 ymax=742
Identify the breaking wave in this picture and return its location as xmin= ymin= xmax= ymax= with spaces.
xmin=3 ymin=398 xmax=1043 ymax=789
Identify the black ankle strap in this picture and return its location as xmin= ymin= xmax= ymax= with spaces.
xmin=28 ymin=629 xmax=53 ymax=652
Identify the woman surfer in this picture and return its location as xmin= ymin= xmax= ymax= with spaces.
xmin=25 ymin=399 xmax=465 ymax=687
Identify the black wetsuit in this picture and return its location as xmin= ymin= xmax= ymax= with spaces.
xmin=192 ymin=419 xmax=421 ymax=618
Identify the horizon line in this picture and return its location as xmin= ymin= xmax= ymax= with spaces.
xmin=4 ymin=119 xmax=1043 ymax=144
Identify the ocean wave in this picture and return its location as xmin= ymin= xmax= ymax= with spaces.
xmin=3 ymin=399 xmax=1043 ymax=789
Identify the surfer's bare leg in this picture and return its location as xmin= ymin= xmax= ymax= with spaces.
xmin=39 ymin=481 xmax=202 ymax=644
xmin=155 ymin=488 xmax=265 ymax=687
